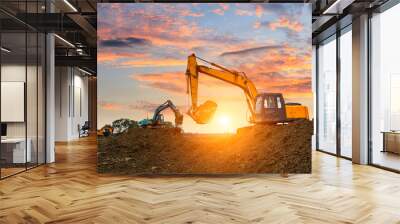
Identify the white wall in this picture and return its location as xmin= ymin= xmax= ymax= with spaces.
xmin=55 ymin=66 xmax=69 ymax=141
xmin=1 ymin=65 xmax=36 ymax=138
xmin=71 ymin=73 xmax=89 ymax=138
xmin=55 ymin=67 xmax=89 ymax=141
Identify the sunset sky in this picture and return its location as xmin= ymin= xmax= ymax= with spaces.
xmin=98 ymin=3 xmax=312 ymax=133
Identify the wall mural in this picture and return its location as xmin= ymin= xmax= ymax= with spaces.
xmin=97 ymin=3 xmax=313 ymax=174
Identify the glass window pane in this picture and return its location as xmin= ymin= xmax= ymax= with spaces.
xmin=371 ymin=4 xmax=400 ymax=171
xmin=38 ymin=33 xmax=45 ymax=165
xmin=277 ymin=97 xmax=282 ymax=108
xmin=27 ymin=31 xmax=38 ymax=169
xmin=340 ymin=28 xmax=352 ymax=158
xmin=1 ymin=31 xmax=27 ymax=177
xmin=312 ymin=46 xmax=317 ymax=151
xmin=317 ymin=36 xmax=337 ymax=154
xmin=255 ymin=97 xmax=263 ymax=113
xmin=0 ymin=1 xmax=46 ymax=179
xmin=26 ymin=0 xmax=40 ymax=169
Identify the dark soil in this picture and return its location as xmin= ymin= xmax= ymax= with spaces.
xmin=97 ymin=120 xmax=313 ymax=174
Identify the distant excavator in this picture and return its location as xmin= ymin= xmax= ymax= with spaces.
xmin=138 ymin=100 xmax=184 ymax=128
xmin=185 ymin=53 xmax=309 ymax=124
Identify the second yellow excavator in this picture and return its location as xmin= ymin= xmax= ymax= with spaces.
xmin=185 ymin=53 xmax=309 ymax=124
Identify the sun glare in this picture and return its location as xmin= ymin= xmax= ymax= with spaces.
xmin=218 ymin=115 xmax=230 ymax=127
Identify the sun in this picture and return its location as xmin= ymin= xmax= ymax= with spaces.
xmin=218 ymin=115 xmax=230 ymax=127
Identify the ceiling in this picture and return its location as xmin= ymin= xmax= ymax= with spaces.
xmin=311 ymin=0 xmax=390 ymax=43
xmin=0 ymin=0 xmax=97 ymax=75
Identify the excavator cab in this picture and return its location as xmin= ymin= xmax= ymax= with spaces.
xmin=254 ymin=93 xmax=287 ymax=123
xmin=154 ymin=114 xmax=165 ymax=125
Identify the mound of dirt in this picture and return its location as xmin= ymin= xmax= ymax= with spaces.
xmin=97 ymin=120 xmax=313 ymax=174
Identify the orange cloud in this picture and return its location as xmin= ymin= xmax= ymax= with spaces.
xmin=212 ymin=8 xmax=225 ymax=15
xmin=268 ymin=17 xmax=303 ymax=32
xmin=98 ymin=9 xmax=212 ymax=50
xmin=100 ymin=102 xmax=124 ymax=111
xmin=240 ymin=53 xmax=311 ymax=76
xmin=212 ymin=4 xmax=229 ymax=15
xmin=131 ymin=72 xmax=186 ymax=94
xmin=120 ymin=58 xmax=185 ymax=68
xmin=129 ymin=100 xmax=176 ymax=113
xmin=219 ymin=44 xmax=311 ymax=96
xmin=98 ymin=52 xmax=121 ymax=62
xmin=255 ymin=5 xmax=263 ymax=18
xmin=126 ymin=44 xmax=312 ymax=97
xmin=131 ymin=71 xmax=228 ymax=95
xmin=253 ymin=21 xmax=261 ymax=29
xmin=98 ymin=5 xmax=251 ymax=56
xmin=180 ymin=9 xmax=204 ymax=17
xmin=253 ymin=75 xmax=311 ymax=95
xmin=129 ymin=49 xmax=311 ymax=98
xmin=219 ymin=3 xmax=229 ymax=11
xmin=99 ymin=100 xmax=184 ymax=113
xmin=98 ymin=52 xmax=147 ymax=62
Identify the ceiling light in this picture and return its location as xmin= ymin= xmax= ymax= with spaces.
xmin=322 ymin=0 xmax=354 ymax=15
xmin=78 ymin=67 xmax=93 ymax=76
xmin=63 ymin=0 xmax=78 ymax=12
xmin=323 ymin=1 xmax=340 ymax=14
xmin=76 ymin=48 xmax=85 ymax=55
xmin=54 ymin=34 xmax=75 ymax=48
xmin=1 ymin=47 xmax=11 ymax=53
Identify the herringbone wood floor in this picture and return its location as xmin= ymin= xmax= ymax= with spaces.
xmin=1 ymin=137 xmax=400 ymax=224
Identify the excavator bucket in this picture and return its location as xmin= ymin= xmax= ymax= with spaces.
xmin=189 ymin=100 xmax=217 ymax=124
xmin=175 ymin=114 xmax=184 ymax=127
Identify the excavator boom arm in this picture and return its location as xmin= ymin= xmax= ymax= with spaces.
xmin=152 ymin=100 xmax=183 ymax=126
xmin=186 ymin=54 xmax=258 ymax=123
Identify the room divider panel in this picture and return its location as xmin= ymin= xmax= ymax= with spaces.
xmin=0 ymin=1 xmax=46 ymax=179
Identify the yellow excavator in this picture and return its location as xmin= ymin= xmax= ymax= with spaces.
xmin=185 ymin=53 xmax=309 ymax=124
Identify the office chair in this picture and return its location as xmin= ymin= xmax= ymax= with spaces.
xmin=79 ymin=121 xmax=90 ymax=138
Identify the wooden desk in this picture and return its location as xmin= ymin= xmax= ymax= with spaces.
xmin=382 ymin=131 xmax=400 ymax=154
xmin=1 ymin=138 xmax=31 ymax=163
